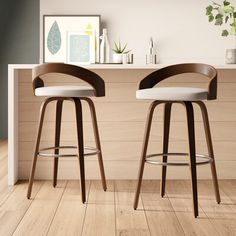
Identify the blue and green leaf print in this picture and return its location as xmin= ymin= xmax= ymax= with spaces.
xmin=47 ymin=21 xmax=61 ymax=55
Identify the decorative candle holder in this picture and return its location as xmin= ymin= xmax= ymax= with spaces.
xmin=123 ymin=54 xmax=134 ymax=64
xmin=146 ymin=54 xmax=157 ymax=64
xmin=225 ymin=49 xmax=236 ymax=64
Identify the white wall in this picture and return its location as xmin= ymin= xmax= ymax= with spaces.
xmin=40 ymin=0 xmax=236 ymax=63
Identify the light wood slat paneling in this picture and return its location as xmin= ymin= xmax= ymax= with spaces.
xmin=18 ymin=69 xmax=236 ymax=83
xmin=18 ymin=140 xmax=236 ymax=161
xmin=18 ymin=69 xmax=153 ymax=84
xmin=82 ymin=181 xmax=116 ymax=236
xmin=18 ymin=121 xmax=236 ymax=142
xmin=47 ymin=180 xmax=90 ymax=236
xmin=141 ymin=180 xmax=185 ymax=236
xmin=17 ymin=68 xmax=236 ymax=180
xmin=12 ymin=181 xmax=66 ymax=236
xmin=166 ymin=180 xmax=220 ymax=235
xmin=0 ymin=181 xmax=42 ymax=236
xmin=18 ymin=160 xmax=236 ymax=180
xmin=115 ymin=180 xmax=150 ymax=235
xmin=19 ymin=101 xmax=236 ymax=122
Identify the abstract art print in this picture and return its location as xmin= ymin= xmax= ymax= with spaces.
xmin=67 ymin=32 xmax=95 ymax=64
xmin=43 ymin=15 xmax=100 ymax=63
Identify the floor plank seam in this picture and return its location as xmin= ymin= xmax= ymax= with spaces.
xmin=200 ymin=206 xmax=222 ymax=235
xmin=0 ymin=176 xmax=16 ymax=207
xmin=11 ymin=181 xmax=44 ymax=235
xmin=140 ymin=193 xmax=152 ymax=236
xmin=220 ymin=185 xmax=236 ymax=213
xmin=166 ymin=185 xmax=188 ymax=236
xmin=46 ymin=180 xmax=68 ymax=236
xmin=114 ymin=180 xmax=118 ymax=236
xmin=2 ymin=135 xmax=236 ymax=236
xmin=198 ymin=184 xmax=225 ymax=236
xmin=81 ymin=180 xmax=91 ymax=236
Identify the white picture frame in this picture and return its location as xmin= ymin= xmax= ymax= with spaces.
xmin=43 ymin=15 xmax=100 ymax=64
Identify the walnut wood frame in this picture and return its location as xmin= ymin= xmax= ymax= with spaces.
xmin=32 ymin=63 xmax=105 ymax=97
xmin=139 ymin=63 xmax=217 ymax=100
xmin=134 ymin=63 xmax=220 ymax=218
xmin=27 ymin=63 xmax=107 ymax=202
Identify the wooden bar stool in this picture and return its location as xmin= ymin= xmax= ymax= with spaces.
xmin=133 ymin=63 xmax=221 ymax=217
xmin=27 ymin=63 xmax=107 ymax=203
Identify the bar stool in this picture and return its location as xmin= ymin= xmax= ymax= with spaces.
xmin=133 ymin=63 xmax=221 ymax=217
xmin=27 ymin=63 xmax=107 ymax=203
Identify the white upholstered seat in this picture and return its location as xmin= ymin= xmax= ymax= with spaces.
xmin=136 ymin=87 xmax=208 ymax=101
xmin=35 ymin=85 xmax=95 ymax=97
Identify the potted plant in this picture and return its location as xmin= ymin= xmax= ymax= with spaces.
xmin=206 ymin=0 xmax=236 ymax=63
xmin=112 ymin=41 xmax=131 ymax=63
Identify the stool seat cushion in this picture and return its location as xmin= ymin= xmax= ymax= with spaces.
xmin=35 ymin=85 xmax=95 ymax=97
xmin=136 ymin=87 xmax=208 ymax=101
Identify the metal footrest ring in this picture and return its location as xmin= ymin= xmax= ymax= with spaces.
xmin=38 ymin=146 xmax=100 ymax=158
xmin=145 ymin=152 xmax=213 ymax=166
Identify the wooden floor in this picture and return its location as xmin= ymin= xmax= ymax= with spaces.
xmin=1 ymin=140 xmax=236 ymax=235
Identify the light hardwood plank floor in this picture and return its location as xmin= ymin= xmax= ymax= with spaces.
xmin=1 ymin=140 xmax=236 ymax=236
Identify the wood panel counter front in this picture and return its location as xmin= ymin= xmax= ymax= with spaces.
xmin=8 ymin=64 xmax=236 ymax=185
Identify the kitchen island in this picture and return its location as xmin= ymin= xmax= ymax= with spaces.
xmin=8 ymin=63 xmax=236 ymax=184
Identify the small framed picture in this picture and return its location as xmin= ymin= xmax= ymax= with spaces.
xmin=67 ymin=32 xmax=95 ymax=64
xmin=43 ymin=15 xmax=100 ymax=63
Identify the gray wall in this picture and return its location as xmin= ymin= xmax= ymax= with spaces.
xmin=0 ymin=0 xmax=39 ymax=138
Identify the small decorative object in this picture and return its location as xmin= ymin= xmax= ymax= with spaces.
xmin=112 ymin=40 xmax=131 ymax=63
xmin=100 ymin=28 xmax=110 ymax=63
xmin=206 ymin=1 xmax=236 ymax=63
xmin=43 ymin=15 xmax=100 ymax=63
xmin=123 ymin=53 xmax=134 ymax=64
xmin=146 ymin=37 xmax=157 ymax=64
xmin=226 ymin=48 xmax=236 ymax=63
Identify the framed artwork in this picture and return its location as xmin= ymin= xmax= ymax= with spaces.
xmin=67 ymin=32 xmax=95 ymax=64
xmin=43 ymin=15 xmax=100 ymax=63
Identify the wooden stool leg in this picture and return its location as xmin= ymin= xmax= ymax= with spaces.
xmin=195 ymin=101 xmax=221 ymax=204
xmin=184 ymin=101 xmax=198 ymax=218
xmin=53 ymin=99 xmax=63 ymax=187
xmin=82 ymin=98 xmax=107 ymax=191
xmin=27 ymin=98 xmax=51 ymax=199
xmin=73 ymin=98 xmax=86 ymax=203
xmin=134 ymin=101 xmax=161 ymax=210
xmin=160 ymin=103 xmax=172 ymax=197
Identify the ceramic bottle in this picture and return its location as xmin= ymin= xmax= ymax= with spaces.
xmin=100 ymin=28 xmax=110 ymax=63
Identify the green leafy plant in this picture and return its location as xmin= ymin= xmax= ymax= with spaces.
xmin=206 ymin=0 xmax=236 ymax=36
xmin=112 ymin=41 xmax=131 ymax=54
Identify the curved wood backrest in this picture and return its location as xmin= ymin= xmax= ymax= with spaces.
xmin=32 ymin=63 xmax=105 ymax=97
xmin=139 ymin=63 xmax=217 ymax=100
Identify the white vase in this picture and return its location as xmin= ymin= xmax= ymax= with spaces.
xmin=100 ymin=28 xmax=110 ymax=63
xmin=113 ymin=53 xmax=123 ymax=63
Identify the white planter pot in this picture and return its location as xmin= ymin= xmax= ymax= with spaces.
xmin=113 ymin=53 xmax=123 ymax=63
